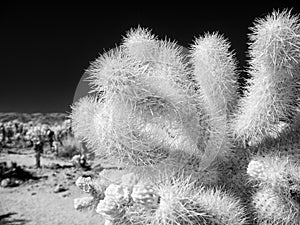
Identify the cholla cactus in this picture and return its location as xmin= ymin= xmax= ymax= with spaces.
xmin=247 ymin=159 xmax=268 ymax=180
xmin=96 ymin=197 xmax=125 ymax=223
xmin=71 ymin=8 xmax=300 ymax=225
xmin=75 ymin=176 xmax=94 ymax=193
xmin=190 ymin=32 xmax=238 ymax=117
xmin=71 ymin=26 xmax=228 ymax=168
xmin=247 ymin=154 xmax=300 ymax=224
xmin=247 ymin=154 xmax=300 ymax=189
xmin=75 ymin=175 xmax=106 ymax=197
xmin=252 ymin=186 xmax=300 ymax=225
xmin=126 ymin=173 xmax=247 ymax=225
xmin=131 ymin=183 xmax=160 ymax=208
xmin=189 ymin=32 xmax=239 ymax=167
xmin=72 ymin=27 xmax=210 ymax=166
xmin=74 ymin=176 xmax=107 ymax=212
xmin=71 ymin=96 xmax=102 ymax=151
xmin=122 ymin=26 xmax=157 ymax=62
xmin=105 ymin=184 xmax=131 ymax=205
xmin=231 ymin=10 xmax=300 ymax=146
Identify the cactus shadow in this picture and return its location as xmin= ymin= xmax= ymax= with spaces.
xmin=0 ymin=212 xmax=30 ymax=225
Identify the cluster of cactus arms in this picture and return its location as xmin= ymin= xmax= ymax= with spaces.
xmin=71 ymin=9 xmax=300 ymax=225
xmin=75 ymin=173 xmax=246 ymax=225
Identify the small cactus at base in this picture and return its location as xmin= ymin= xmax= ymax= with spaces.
xmin=74 ymin=176 xmax=107 ymax=212
xmin=247 ymin=159 xmax=267 ymax=180
xmin=105 ymin=183 xmax=131 ymax=205
xmin=131 ymin=183 xmax=160 ymax=208
xmin=75 ymin=176 xmax=94 ymax=193
xmin=75 ymin=176 xmax=106 ymax=198
xmin=96 ymin=197 xmax=125 ymax=223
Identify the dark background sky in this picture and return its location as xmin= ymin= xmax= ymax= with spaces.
xmin=1 ymin=1 xmax=300 ymax=113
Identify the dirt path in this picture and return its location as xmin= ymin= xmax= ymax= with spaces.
xmin=0 ymin=150 xmax=106 ymax=225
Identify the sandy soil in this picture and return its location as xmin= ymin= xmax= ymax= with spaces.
xmin=0 ymin=149 xmax=110 ymax=225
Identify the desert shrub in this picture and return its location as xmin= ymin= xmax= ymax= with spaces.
xmin=58 ymin=136 xmax=81 ymax=159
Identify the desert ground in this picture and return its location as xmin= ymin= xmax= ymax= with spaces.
xmin=0 ymin=146 xmax=113 ymax=225
xmin=0 ymin=113 xmax=136 ymax=225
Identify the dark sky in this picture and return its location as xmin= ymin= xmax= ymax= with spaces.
xmin=1 ymin=2 xmax=299 ymax=113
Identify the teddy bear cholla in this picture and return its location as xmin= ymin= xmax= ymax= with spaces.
xmin=72 ymin=9 xmax=300 ymax=225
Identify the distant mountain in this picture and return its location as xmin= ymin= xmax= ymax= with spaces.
xmin=0 ymin=112 xmax=69 ymax=124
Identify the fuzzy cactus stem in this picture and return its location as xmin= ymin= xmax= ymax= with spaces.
xmin=232 ymin=9 xmax=300 ymax=146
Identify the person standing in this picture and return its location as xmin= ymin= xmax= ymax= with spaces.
xmin=33 ymin=137 xmax=44 ymax=168
xmin=46 ymin=128 xmax=55 ymax=149
xmin=0 ymin=123 xmax=6 ymax=148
